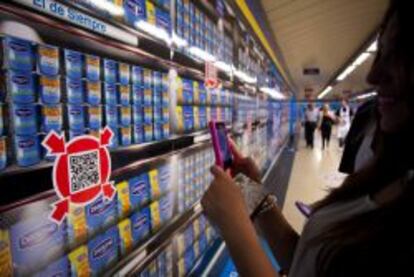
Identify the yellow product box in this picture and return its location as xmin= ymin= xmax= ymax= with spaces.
xmin=69 ymin=245 xmax=90 ymax=277
xmin=117 ymin=181 xmax=131 ymax=217
xmin=176 ymin=77 xmax=184 ymax=104
xmin=150 ymin=201 xmax=161 ymax=231
xmin=0 ymin=230 xmax=12 ymax=277
xmin=118 ymin=219 xmax=133 ymax=255
xmin=149 ymin=169 xmax=160 ymax=199
xmin=193 ymin=106 xmax=200 ymax=130
xmin=67 ymin=204 xmax=87 ymax=245
xmin=175 ymin=234 xmax=185 ymax=257
xmin=178 ymin=257 xmax=185 ymax=277
xmin=175 ymin=106 xmax=184 ymax=133
xmin=193 ymin=219 xmax=200 ymax=238
xmin=193 ymin=240 xmax=200 ymax=258
xmin=146 ymin=0 xmax=156 ymax=25
xmin=193 ymin=81 xmax=199 ymax=105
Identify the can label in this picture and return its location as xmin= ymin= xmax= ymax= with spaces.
xmin=40 ymin=75 xmax=61 ymax=104
xmin=119 ymin=85 xmax=131 ymax=106
xmin=38 ymin=44 xmax=59 ymax=76
xmin=86 ymin=55 xmax=101 ymax=81
xmin=120 ymin=126 xmax=132 ymax=146
xmin=120 ymin=106 xmax=131 ymax=126
xmin=64 ymin=50 xmax=83 ymax=79
xmin=150 ymin=201 xmax=161 ymax=231
xmin=118 ymin=63 xmax=130 ymax=85
xmin=86 ymin=81 xmax=101 ymax=105
xmin=88 ymin=106 xmax=102 ymax=129
xmin=9 ymin=70 xmax=35 ymax=104
xmin=13 ymin=104 xmax=37 ymax=135
xmin=42 ymin=105 xmax=62 ymax=132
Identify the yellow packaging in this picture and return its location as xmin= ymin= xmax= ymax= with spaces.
xmin=176 ymin=77 xmax=184 ymax=104
xmin=146 ymin=0 xmax=156 ymax=25
xmin=0 ymin=230 xmax=12 ymax=277
xmin=117 ymin=181 xmax=131 ymax=217
xmin=176 ymin=234 xmax=185 ymax=257
xmin=206 ymin=107 xmax=211 ymax=122
xmin=150 ymin=201 xmax=161 ymax=231
xmin=193 ymin=106 xmax=199 ymax=130
xmin=118 ymin=219 xmax=133 ymax=255
xmin=176 ymin=106 xmax=184 ymax=132
xmin=193 ymin=81 xmax=199 ymax=105
xmin=193 ymin=240 xmax=200 ymax=258
xmin=68 ymin=204 xmax=87 ymax=245
xmin=149 ymin=169 xmax=160 ymax=198
xmin=89 ymin=129 xmax=100 ymax=138
xmin=40 ymin=75 xmax=60 ymax=88
xmin=193 ymin=219 xmax=200 ymax=238
xmin=39 ymin=46 xmax=58 ymax=59
xmin=69 ymin=245 xmax=90 ymax=277
xmin=178 ymin=257 xmax=185 ymax=277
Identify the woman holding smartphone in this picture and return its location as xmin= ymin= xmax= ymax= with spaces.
xmin=201 ymin=1 xmax=414 ymax=276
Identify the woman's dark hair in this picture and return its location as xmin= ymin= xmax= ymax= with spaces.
xmin=311 ymin=0 xmax=414 ymax=276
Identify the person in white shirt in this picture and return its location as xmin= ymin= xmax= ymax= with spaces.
xmin=336 ymin=100 xmax=354 ymax=148
xmin=303 ymin=103 xmax=319 ymax=148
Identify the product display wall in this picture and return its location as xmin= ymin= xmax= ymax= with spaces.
xmin=0 ymin=0 xmax=291 ymax=276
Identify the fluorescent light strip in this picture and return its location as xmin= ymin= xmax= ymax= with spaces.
xmin=136 ymin=21 xmax=171 ymax=44
xmin=189 ymin=47 xmax=216 ymax=62
xmin=90 ymin=0 xmax=125 ymax=16
xmin=367 ymin=40 xmax=378 ymax=52
xmin=354 ymin=52 xmax=371 ymax=66
xmin=336 ymin=65 xmax=356 ymax=81
xmin=355 ymin=91 xmax=377 ymax=100
xmin=317 ymin=86 xmax=333 ymax=99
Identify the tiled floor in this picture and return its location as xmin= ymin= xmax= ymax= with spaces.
xmin=282 ymin=129 xmax=347 ymax=233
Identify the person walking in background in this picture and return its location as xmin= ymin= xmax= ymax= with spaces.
xmin=336 ymin=99 xmax=353 ymax=148
xmin=304 ymin=103 xmax=319 ymax=148
xmin=319 ymin=104 xmax=336 ymax=150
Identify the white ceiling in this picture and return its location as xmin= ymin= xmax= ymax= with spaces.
xmin=260 ymin=0 xmax=389 ymax=99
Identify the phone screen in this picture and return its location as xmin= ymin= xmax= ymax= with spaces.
xmin=216 ymin=123 xmax=233 ymax=169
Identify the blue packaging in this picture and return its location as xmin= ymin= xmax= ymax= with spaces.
xmin=88 ymin=226 xmax=119 ymax=276
xmin=118 ymin=85 xmax=131 ymax=106
xmin=103 ymin=59 xmax=117 ymax=83
xmin=123 ymin=0 xmax=147 ymax=26
xmin=64 ymin=49 xmax=83 ymax=79
xmin=155 ymin=0 xmax=170 ymax=10
xmin=67 ymin=105 xmax=85 ymax=131
xmin=129 ymin=173 xmax=150 ymax=209
xmin=7 ymin=70 xmax=36 ymax=103
xmin=3 ymin=36 xmax=33 ymax=71
xmin=86 ymin=195 xmax=117 ymax=235
xmin=143 ymin=123 xmax=153 ymax=142
xmin=104 ymin=83 xmax=117 ymax=105
xmin=42 ymin=104 xmax=62 ymax=132
xmin=153 ymin=88 xmax=161 ymax=107
xmin=66 ymin=78 xmax=84 ymax=104
xmin=162 ymin=121 xmax=170 ymax=139
xmin=199 ymin=107 xmax=207 ymax=129
xmin=155 ymin=9 xmax=171 ymax=33
xmin=14 ymin=135 xmax=41 ymax=167
xmin=133 ymin=105 xmax=143 ymax=124
xmin=69 ymin=129 xmax=84 ymax=140
xmin=130 ymin=207 xmax=151 ymax=244
xmin=118 ymin=63 xmax=130 ymax=85
xmin=132 ymin=85 xmax=143 ymax=106
xmin=153 ymin=122 xmax=161 ymax=141
xmin=184 ymin=247 xmax=195 ymax=274
xmin=143 ymin=106 xmax=153 ymax=124
xmin=183 ymin=106 xmax=193 ymax=132
xmin=161 ymin=107 xmax=169 ymax=121
xmin=0 ymin=137 xmax=6 ymax=170
xmin=12 ymin=103 xmax=37 ymax=135
xmin=119 ymin=106 xmax=132 ymax=126
xmin=86 ymin=81 xmax=102 ymax=105
xmin=132 ymin=66 xmax=143 ymax=86
xmin=158 ymin=164 xmax=171 ymax=193
xmin=153 ymin=107 xmax=162 ymax=122
xmin=133 ymin=124 xmax=143 ymax=144
xmin=85 ymin=54 xmax=101 ymax=81
xmin=37 ymin=44 xmax=59 ymax=76
xmin=9 ymin=211 xmax=66 ymax=274
xmin=159 ymin=192 xmax=174 ymax=223
xmin=120 ymin=126 xmax=132 ymax=146
xmin=34 ymin=255 xmax=69 ymax=277
xmin=39 ymin=74 xmax=61 ymax=104
xmin=87 ymin=106 xmax=102 ymax=129
xmin=105 ymin=105 xmax=118 ymax=128
xmin=182 ymin=79 xmax=193 ymax=104
xmin=108 ymin=126 xmax=119 ymax=149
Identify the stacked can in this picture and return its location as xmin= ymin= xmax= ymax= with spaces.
xmin=142 ymin=68 xmax=154 ymax=142
xmin=132 ymin=66 xmax=144 ymax=144
xmin=117 ymin=62 xmax=132 ymax=147
xmin=152 ymin=71 xmax=162 ymax=141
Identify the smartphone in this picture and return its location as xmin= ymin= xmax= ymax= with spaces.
xmin=209 ymin=121 xmax=233 ymax=170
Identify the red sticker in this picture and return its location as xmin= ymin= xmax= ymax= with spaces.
xmin=42 ymin=127 xmax=115 ymax=224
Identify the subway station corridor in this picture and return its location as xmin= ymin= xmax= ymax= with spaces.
xmin=283 ymin=128 xmax=347 ymax=233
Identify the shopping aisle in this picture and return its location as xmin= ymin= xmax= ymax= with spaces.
xmin=283 ymin=129 xmax=347 ymax=233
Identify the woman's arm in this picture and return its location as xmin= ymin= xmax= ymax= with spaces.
xmin=201 ymin=166 xmax=279 ymax=277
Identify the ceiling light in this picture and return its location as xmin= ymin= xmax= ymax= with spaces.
xmin=90 ymin=0 xmax=125 ymax=16
xmin=317 ymin=86 xmax=333 ymax=99
xmin=355 ymin=91 xmax=377 ymax=100
xmin=336 ymin=65 xmax=356 ymax=81
xmin=367 ymin=40 xmax=378 ymax=52
xmin=354 ymin=52 xmax=371 ymax=66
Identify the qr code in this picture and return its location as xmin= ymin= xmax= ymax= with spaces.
xmin=69 ymin=150 xmax=100 ymax=193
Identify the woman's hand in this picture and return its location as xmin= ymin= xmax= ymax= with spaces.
xmin=228 ymin=139 xmax=262 ymax=183
xmin=201 ymin=166 xmax=251 ymax=234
